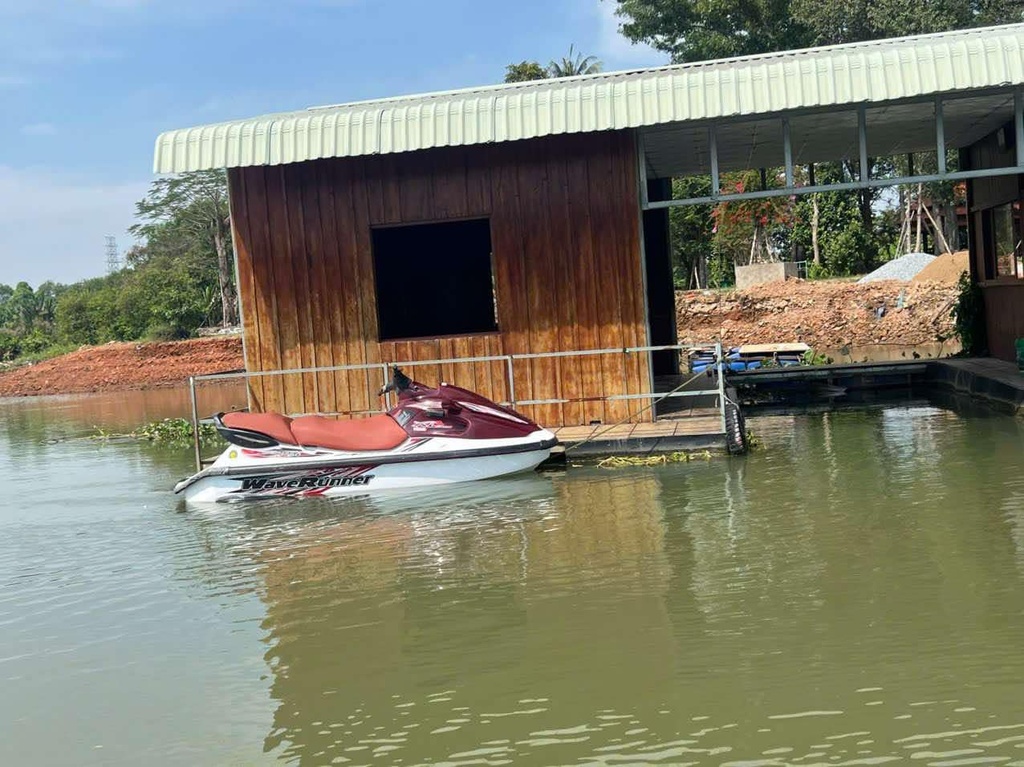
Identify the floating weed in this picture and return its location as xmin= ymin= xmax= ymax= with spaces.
xmin=92 ymin=417 xmax=223 ymax=448
xmin=597 ymin=450 xmax=714 ymax=468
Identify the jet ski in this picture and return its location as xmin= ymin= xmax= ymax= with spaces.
xmin=174 ymin=366 xmax=559 ymax=503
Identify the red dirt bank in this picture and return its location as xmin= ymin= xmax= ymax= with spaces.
xmin=676 ymin=278 xmax=959 ymax=350
xmin=0 ymin=337 xmax=244 ymax=398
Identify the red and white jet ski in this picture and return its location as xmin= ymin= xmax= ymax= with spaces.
xmin=174 ymin=367 xmax=558 ymax=503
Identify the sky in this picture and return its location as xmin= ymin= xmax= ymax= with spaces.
xmin=0 ymin=0 xmax=666 ymax=287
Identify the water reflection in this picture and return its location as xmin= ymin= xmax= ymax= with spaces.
xmin=239 ymin=470 xmax=683 ymax=764
xmin=0 ymin=382 xmax=246 ymax=442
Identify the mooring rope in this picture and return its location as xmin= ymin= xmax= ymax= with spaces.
xmin=563 ymin=365 xmax=718 ymax=455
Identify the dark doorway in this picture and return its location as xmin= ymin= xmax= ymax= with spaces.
xmin=643 ymin=179 xmax=680 ymax=376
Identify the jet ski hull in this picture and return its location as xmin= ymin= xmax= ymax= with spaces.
xmin=174 ymin=368 xmax=560 ymax=505
xmin=175 ymin=434 xmax=557 ymax=504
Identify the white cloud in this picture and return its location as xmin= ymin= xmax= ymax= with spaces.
xmin=20 ymin=122 xmax=57 ymax=136
xmin=0 ymin=167 xmax=147 ymax=287
xmin=592 ymin=0 xmax=668 ymax=69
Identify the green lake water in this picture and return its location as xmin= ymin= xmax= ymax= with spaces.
xmin=2 ymin=388 xmax=1024 ymax=766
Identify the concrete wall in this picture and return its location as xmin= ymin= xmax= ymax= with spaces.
xmin=735 ymin=262 xmax=799 ymax=290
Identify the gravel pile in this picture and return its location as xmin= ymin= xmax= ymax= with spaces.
xmin=857 ymin=252 xmax=936 ymax=283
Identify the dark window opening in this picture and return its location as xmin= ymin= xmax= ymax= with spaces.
xmin=982 ymin=202 xmax=1024 ymax=280
xmin=372 ymin=218 xmax=498 ymax=341
xmin=993 ymin=202 xmax=1023 ymax=278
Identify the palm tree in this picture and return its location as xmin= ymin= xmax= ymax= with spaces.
xmin=547 ymin=45 xmax=602 ymax=78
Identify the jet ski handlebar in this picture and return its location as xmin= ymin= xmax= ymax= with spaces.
xmin=377 ymin=366 xmax=415 ymax=397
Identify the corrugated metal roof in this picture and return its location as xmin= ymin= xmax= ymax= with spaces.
xmin=154 ymin=24 xmax=1024 ymax=173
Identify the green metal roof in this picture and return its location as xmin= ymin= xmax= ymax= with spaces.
xmin=154 ymin=24 xmax=1024 ymax=174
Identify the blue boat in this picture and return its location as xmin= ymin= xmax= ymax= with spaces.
xmin=689 ymin=343 xmax=810 ymax=374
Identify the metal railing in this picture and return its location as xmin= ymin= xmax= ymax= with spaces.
xmin=186 ymin=342 xmax=728 ymax=471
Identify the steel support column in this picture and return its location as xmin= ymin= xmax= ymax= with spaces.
xmin=1016 ymin=87 xmax=1024 ymax=167
xmin=936 ymin=97 xmax=946 ymax=174
xmin=633 ymin=130 xmax=655 ymax=398
xmin=782 ymin=117 xmax=794 ymax=187
xmin=709 ymin=125 xmax=720 ymax=193
xmin=858 ymin=106 xmax=869 ymax=182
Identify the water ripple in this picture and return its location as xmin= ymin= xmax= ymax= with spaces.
xmin=4 ymin=397 xmax=1024 ymax=765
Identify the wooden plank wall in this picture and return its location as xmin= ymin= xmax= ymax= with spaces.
xmin=965 ymin=126 xmax=1024 ymax=362
xmin=981 ymin=283 xmax=1024 ymax=361
xmin=229 ymin=131 xmax=650 ymax=427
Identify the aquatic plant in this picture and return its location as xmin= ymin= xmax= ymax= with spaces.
xmin=801 ymin=349 xmax=832 ymax=366
xmin=597 ymin=450 xmax=715 ymax=468
xmin=93 ymin=417 xmax=223 ymax=448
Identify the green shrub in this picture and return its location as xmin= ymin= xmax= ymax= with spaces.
xmin=19 ymin=330 xmax=55 ymax=355
xmin=806 ymin=262 xmax=831 ymax=280
xmin=0 ymin=332 xmax=20 ymax=361
xmin=144 ymin=323 xmax=187 ymax=342
xmin=950 ymin=271 xmax=986 ymax=356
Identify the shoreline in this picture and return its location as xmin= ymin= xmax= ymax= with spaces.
xmin=0 ymin=278 xmax=960 ymax=399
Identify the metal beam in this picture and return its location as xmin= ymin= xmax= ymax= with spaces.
xmin=709 ymin=125 xmax=720 ymax=193
xmin=935 ymin=96 xmax=946 ymax=174
xmin=644 ymin=164 xmax=1024 ymax=209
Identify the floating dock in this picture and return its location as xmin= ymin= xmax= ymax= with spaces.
xmin=731 ymin=356 xmax=1024 ymax=415
xmin=550 ymin=357 xmax=1024 ymax=461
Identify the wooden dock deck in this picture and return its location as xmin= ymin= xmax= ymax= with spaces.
xmin=552 ymin=414 xmax=726 ymax=457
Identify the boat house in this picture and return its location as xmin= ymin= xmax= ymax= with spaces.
xmin=154 ymin=24 xmax=1024 ymax=426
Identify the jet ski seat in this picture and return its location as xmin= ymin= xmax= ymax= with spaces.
xmin=221 ymin=412 xmax=408 ymax=451
xmin=221 ymin=412 xmax=295 ymax=446
xmin=290 ymin=414 xmax=408 ymax=451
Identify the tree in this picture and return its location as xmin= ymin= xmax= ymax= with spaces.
xmin=0 ymin=284 xmax=13 ymax=328
xmin=613 ymin=0 xmax=1024 ymax=63
xmin=791 ymin=169 xmax=881 ymax=276
xmin=613 ymin=0 xmax=812 ymax=63
xmin=669 ymin=178 xmax=714 ymax=288
xmin=712 ymin=172 xmax=795 ymax=266
xmin=504 ymin=61 xmax=548 ymax=83
xmin=8 ymin=282 xmax=38 ymax=334
xmin=548 ymin=45 xmax=602 ymax=77
xmin=503 ymin=47 xmax=602 ymax=86
xmin=34 ymin=281 xmax=64 ymax=327
xmin=793 ymin=0 xmax=1024 ymax=45
xmin=131 ymin=170 xmax=237 ymax=328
